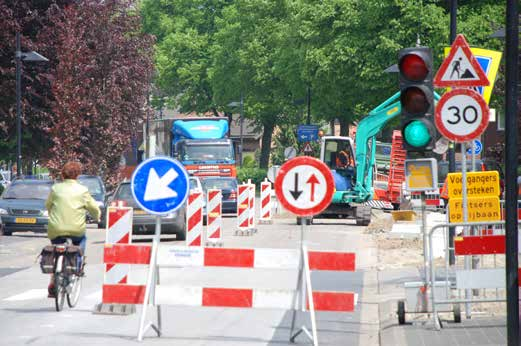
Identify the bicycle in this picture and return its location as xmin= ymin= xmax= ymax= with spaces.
xmin=41 ymin=238 xmax=85 ymax=311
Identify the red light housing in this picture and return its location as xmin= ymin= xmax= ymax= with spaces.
xmin=400 ymin=86 xmax=430 ymax=114
xmin=399 ymin=54 xmax=428 ymax=81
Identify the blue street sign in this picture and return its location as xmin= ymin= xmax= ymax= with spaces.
xmin=297 ymin=124 xmax=319 ymax=143
xmin=466 ymin=139 xmax=483 ymax=155
xmin=131 ymin=156 xmax=189 ymax=215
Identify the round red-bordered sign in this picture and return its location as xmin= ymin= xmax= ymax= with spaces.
xmin=274 ymin=156 xmax=334 ymax=217
xmin=435 ymin=88 xmax=489 ymax=143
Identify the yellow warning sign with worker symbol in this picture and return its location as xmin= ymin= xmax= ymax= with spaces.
xmin=443 ymin=47 xmax=502 ymax=104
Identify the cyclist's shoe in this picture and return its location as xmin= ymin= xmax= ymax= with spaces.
xmin=48 ymin=284 xmax=56 ymax=298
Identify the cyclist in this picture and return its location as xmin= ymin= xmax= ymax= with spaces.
xmin=45 ymin=161 xmax=101 ymax=298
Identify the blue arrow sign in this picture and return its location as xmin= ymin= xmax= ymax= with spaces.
xmin=131 ymin=157 xmax=189 ymax=215
xmin=297 ymin=124 xmax=319 ymax=143
xmin=466 ymin=139 xmax=482 ymax=155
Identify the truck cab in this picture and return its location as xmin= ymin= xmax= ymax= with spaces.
xmin=171 ymin=118 xmax=236 ymax=177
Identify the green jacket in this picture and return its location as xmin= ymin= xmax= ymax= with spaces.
xmin=45 ymin=179 xmax=101 ymax=240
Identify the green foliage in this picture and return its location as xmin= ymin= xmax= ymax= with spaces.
xmin=241 ymin=154 xmax=256 ymax=168
xmin=236 ymin=167 xmax=268 ymax=188
xmin=142 ymin=0 xmax=509 ymax=164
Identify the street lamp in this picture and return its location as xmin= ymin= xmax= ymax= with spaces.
xmin=228 ymin=93 xmax=244 ymax=167
xmin=15 ymin=32 xmax=48 ymax=178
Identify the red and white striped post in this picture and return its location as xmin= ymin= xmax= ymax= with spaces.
xmin=248 ymin=179 xmax=256 ymax=232
xmin=186 ymin=190 xmax=204 ymax=246
xmin=206 ymin=189 xmax=223 ymax=245
xmin=236 ymin=184 xmax=250 ymax=235
xmin=104 ymin=207 xmax=133 ymax=285
xmin=100 ymin=206 xmax=133 ymax=308
xmin=259 ymin=179 xmax=272 ymax=224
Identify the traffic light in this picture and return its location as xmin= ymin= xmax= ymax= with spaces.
xmin=398 ymin=47 xmax=436 ymax=152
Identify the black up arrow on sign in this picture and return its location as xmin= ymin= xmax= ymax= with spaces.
xmin=290 ymin=173 xmax=302 ymax=200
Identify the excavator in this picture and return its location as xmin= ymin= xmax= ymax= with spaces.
xmin=296 ymin=91 xmax=440 ymax=226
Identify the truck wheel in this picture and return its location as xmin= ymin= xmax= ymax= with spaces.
xmin=296 ymin=217 xmax=302 ymax=225
xmin=397 ymin=300 xmax=406 ymax=325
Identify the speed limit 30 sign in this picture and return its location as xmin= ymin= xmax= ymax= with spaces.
xmin=435 ymin=88 xmax=489 ymax=143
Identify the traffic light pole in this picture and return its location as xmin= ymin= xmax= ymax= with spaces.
xmin=504 ymin=1 xmax=519 ymax=345
xmin=447 ymin=0 xmax=457 ymax=266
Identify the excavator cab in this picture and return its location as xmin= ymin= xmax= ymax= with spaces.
xmin=320 ymin=136 xmax=356 ymax=190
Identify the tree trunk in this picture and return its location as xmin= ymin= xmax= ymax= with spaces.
xmin=339 ymin=117 xmax=349 ymax=136
xmin=259 ymin=121 xmax=275 ymax=169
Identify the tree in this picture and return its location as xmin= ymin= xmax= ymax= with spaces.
xmin=44 ymin=0 xmax=154 ymax=183
xmin=0 ymin=0 xmax=70 ymax=168
xmin=141 ymin=0 xmax=233 ymax=116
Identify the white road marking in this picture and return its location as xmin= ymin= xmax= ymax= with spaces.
xmin=4 ymin=289 xmax=47 ymax=301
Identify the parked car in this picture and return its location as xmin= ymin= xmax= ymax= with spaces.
xmin=0 ymin=179 xmax=54 ymax=235
xmin=102 ymin=181 xmax=187 ymax=239
xmin=78 ymin=175 xmax=106 ymax=224
xmin=201 ymin=177 xmax=238 ymax=214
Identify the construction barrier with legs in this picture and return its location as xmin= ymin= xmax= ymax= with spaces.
xmin=428 ymin=219 xmax=521 ymax=330
xmin=133 ymin=243 xmax=357 ymax=344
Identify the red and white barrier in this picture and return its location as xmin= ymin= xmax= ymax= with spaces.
xmin=236 ymin=184 xmax=250 ymax=233
xmin=135 ymin=244 xmax=357 ymax=341
xmin=186 ymin=190 xmax=204 ymax=246
xmin=102 ymin=244 xmax=150 ymax=305
xmin=259 ymin=180 xmax=272 ymax=223
xmin=104 ymin=207 xmax=133 ymax=286
xmin=206 ymin=189 xmax=222 ymax=244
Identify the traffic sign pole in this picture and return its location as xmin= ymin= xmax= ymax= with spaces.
xmin=461 ymin=142 xmax=471 ymax=319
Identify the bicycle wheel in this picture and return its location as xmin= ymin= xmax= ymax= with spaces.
xmin=66 ymin=274 xmax=82 ymax=308
xmin=54 ymin=274 xmax=66 ymax=311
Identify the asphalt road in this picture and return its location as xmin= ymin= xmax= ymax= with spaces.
xmin=0 ymin=213 xmax=377 ymax=346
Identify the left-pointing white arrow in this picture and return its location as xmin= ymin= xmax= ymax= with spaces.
xmin=143 ymin=168 xmax=179 ymax=201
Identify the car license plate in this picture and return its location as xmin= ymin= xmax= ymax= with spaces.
xmin=15 ymin=217 xmax=36 ymax=224
xmin=134 ymin=210 xmax=147 ymax=215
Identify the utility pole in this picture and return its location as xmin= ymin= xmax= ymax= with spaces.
xmin=15 ymin=32 xmax=22 ymax=178
xmin=306 ymin=85 xmax=311 ymax=125
xmin=504 ymin=1 xmax=519 ymax=344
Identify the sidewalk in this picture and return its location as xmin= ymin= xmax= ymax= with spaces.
xmin=369 ymin=210 xmax=508 ymax=346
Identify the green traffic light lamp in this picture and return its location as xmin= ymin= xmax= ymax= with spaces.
xmin=403 ymin=120 xmax=432 ymax=148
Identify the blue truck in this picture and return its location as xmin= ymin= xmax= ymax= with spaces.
xmin=171 ymin=117 xmax=236 ymax=177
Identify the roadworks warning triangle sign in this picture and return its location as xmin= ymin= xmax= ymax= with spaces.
xmin=434 ymin=34 xmax=489 ymax=88
xmin=303 ymin=142 xmax=313 ymax=153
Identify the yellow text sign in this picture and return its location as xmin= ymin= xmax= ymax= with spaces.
xmin=449 ymin=196 xmax=501 ymax=223
xmin=447 ymin=171 xmax=500 ymax=199
xmin=404 ymin=159 xmax=437 ymax=192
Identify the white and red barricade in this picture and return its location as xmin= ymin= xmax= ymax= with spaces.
xmin=259 ymin=179 xmax=272 ymax=223
xmin=186 ymin=190 xmax=204 ymax=246
xmin=236 ymin=184 xmax=250 ymax=234
xmin=134 ymin=244 xmax=357 ymax=341
xmin=206 ymin=189 xmax=222 ymax=244
xmin=104 ymin=207 xmax=133 ymax=286
xmin=248 ymin=181 xmax=256 ymax=230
